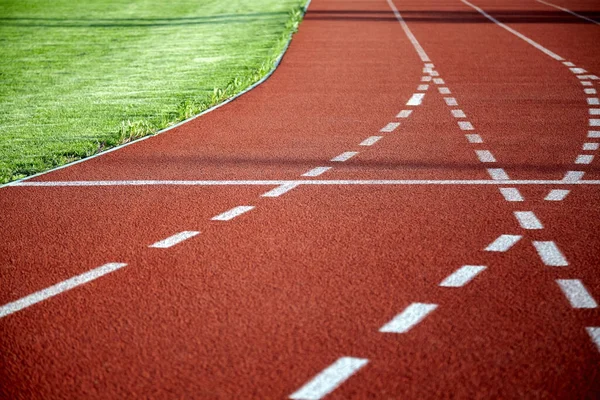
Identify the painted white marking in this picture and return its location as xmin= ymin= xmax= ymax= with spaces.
xmin=289 ymin=357 xmax=369 ymax=400
xmin=262 ymin=182 xmax=300 ymax=197
xmin=380 ymin=122 xmax=401 ymax=132
xmin=302 ymin=167 xmax=331 ymax=177
xmin=587 ymin=327 xmax=600 ymax=353
xmin=396 ymin=110 xmax=413 ymax=118
xmin=421 ymin=76 xmax=432 ymax=82
xmin=514 ymin=211 xmax=543 ymax=229
xmin=465 ymin=134 xmax=483 ymax=143
xmin=537 ymin=0 xmax=600 ymax=25
xmin=360 ymin=136 xmax=383 ymax=146
xmin=0 ymin=262 xmax=127 ymax=318
xmin=211 ymin=206 xmax=254 ymax=221
xmin=487 ymin=168 xmax=510 ymax=180
xmin=587 ymin=98 xmax=600 ymax=105
xmin=149 ymin=231 xmax=200 ymax=248
xmin=575 ymin=154 xmax=594 ymax=164
xmin=475 ymin=150 xmax=496 ymax=162
xmin=570 ymin=67 xmax=588 ymax=74
xmin=424 ymin=63 xmax=435 ymax=68
xmin=433 ymin=78 xmax=445 ymax=85
xmin=589 ymin=131 xmax=600 ymax=138
xmin=444 ymin=97 xmax=458 ymax=106
xmin=499 ymin=187 xmax=524 ymax=202
xmin=462 ymin=0 xmax=564 ymax=61
xmin=429 ymin=70 xmax=440 ymax=77
xmin=451 ymin=109 xmax=466 ymax=118
xmin=458 ymin=121 xmax=474 ymax=131
xmin=545 ymin=189 xmax=570 ymax=201
xmin=581 ymin=81 xmax=593 ymax=86
xmin=417 ymin=84 xmax=429 ymax=91
xmin=380 ymin=303 xmax=438 ymax=333
xmin=557 ymin=280 xmax=598 ymax=309
xmin=580 ymin=75 xmax=600 ymax=80
xmin=532 ymin=241 xmax=568 ymax=266
xmin=438 ymin=87 xmax=451 ymax=94
xmin=563 ymin=62 xmax=575 ymax=67
xmin=406 ymin=93 xmax=425 ymax=106
xmin=440 ymin=265 xmax=486 ymax=287
xmin=485 ymin=234 xmax=522 ymax=252
xmin=422 ymin=67 xmax=433 ymax=73
xmin=564 ymin=171 xmax=585 ymax=182
xmin=583 ymin=143 xmax=599 ymax=151
xmin=331 ymin=151 xmax=358 ymax=162
xmin=585 ymin=88 xmax=597 ymax=95
xmin=589 ymin=109 xmax=600 ymax=115
xmin=386 ymin=0 xmax=431 ymax=62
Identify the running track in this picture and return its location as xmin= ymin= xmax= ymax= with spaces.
xmin=1 ymin=0 xmax=600 ymax=398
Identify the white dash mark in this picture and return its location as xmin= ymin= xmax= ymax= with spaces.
xmin=584 ymin=88 xmax=597 ymax=95
xmin=583 ymin=142 xmax=599 ymax=150
xmin=575 ymin=154 xmax=594 ymax=164
xmin=438 ymin=87 xmax=451 ymax=94
xmin=211 ymin=206 xmax=254 ymax=221
xmin=424 ymin=63 xmax=435 ymax=68
xmin=302 ymin=167 xmax=331 ymax=177
xmin=465 ymin=134 xmax=483 ymax=143
xmin=459 ymin=121 xmax=474 ymax=131
xmin=0 ymin=262 xmax=127 ymax=318
xmin=422 ymin=67 xmax=433 ymax=73
xmin=563 ymin=61 xmax=575 ymax=67
xmin=289 ymin=357 xmax=369 ymax=400
xmin=444 ymin=97 xmax=458 ymax=106
xmin=429 ymin=71 xmax=440 ymax=76
xmin=557 ymin=280 xmax=598 ymax=309
xmin=440 ymin=265 xmax=486 ymax=287
xmin=581 ymin=81 xmax=593 ymax=86
xmin=406 ymin=93 xmax=425 ymax=106
xmin=590 ymin=109 xmax=600 ymax=115
xmin=514 ymin=211 xmax=543 ymax=229
xmin=262 ymin=183 xmax=300 ymax=197
xmin=433 ymin=78 xmax=445 ymax=85
xmin=451 ymin=109 xmax=466 ymax=118
xmin=396 ymin=110 xmax=413 ymax=118
xmin=579 ymin=75 xmax=599 ymax=80
xmin=587 ymin=98 xmax=600 ymax=105
xmin=545 ymin=189 xmax=570 ymax=201
xmin=589 ymin=131 xmax=600 ymax=138
xmin=380 ymin=122 xmax=400 ymax=132
xmin=570 ymin=67 xmax=588 ymax=74
xmin=485 ymin=234 xmax=522 ymax=252
xmin=475 ymin=150 xmax=496 ymax=162
xmin=149 ymin=231 xmax=200 ymax=248
xmin=532 ymin=241 xmax=568 ymax=266
xmin=331 ymin=152 xmax=358 ymax=162
xmin=360 ymin=136 xmax=383 ymax=146
xmin=417 ymin=84 xmax=429 ymax=91
xmin=421 ymin=76 xmax=432 ymax=82
xmin=488 ymin=168 xmax=510 ymax=180
xmin=563 ymin=171 xmax=585 ymax=182
xmin=587 ymin=327 xmax=600 ymax=353
xmin=590 ymin=119 xmax=600 ymax=126
xmin=379 ymin=303 xmax=438 ymax=333
xmin=499 ymin=187 xmax=524 ymax=202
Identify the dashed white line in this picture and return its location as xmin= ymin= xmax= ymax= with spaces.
xmin=488 ymin=168 xmax=510 ymax=180
xmin=379 ymin=303 xmax=438 ymax=333
xmin=428 ymin=70 xmax=440 ymax=77
xmin=590 ymin=119 xmax=600 ymax=126
xmin=485 ymin=234 xmax=522 ymax=252
xmin=584 ymin=88 xmax=597 ymax=95
xmin=563 ymin=171 xmax=585 ymax=182
xmin=465 ymin=134 xmax=483 ymax=143
xmin=514 ymin=211 xmax=543 ymax=230
xmin=590 ymin=109 xmax=600 ymax=115
xmin=451 ymin=109 xmax=466 ymax=118
xmin=149 ymin=231 xmax=200 ymax=248
xmin=583 ymin=143 xmax=599 ymax=151
xmin=563 ymin=61 xmax=575 ymax=67
xmin=406 ymin=93 xmax=425 ymax=106
xmin=587 ymin=98 xmax=600 ymax=105
xmin=579 ymin=75 xmax=599 ymax=80
xmin=433 ymin=78 xmax=445 ymax=85
xmin=396 ymin=110 xmax=413 ymax=118
xmin=211 ymin=206 xmax=254 ymax=221
xmin=0 ymin=262 xmax=127 ymax=319
xmin=475 ymin=150 xmax=496 ymax=162
xmin=587 ymin=327 xmax=600 ymax=353
xmin=417 ymin=84 xmax=429 ymax=91
xmin=424 ymin=63 xmax=435 ymax=68
xmin=421 ymin=76 xmax=432 ymax=82
xmin=589 ymin=130 xmax=600 ymax=138
xmin=262 ymin=182 xmax=300 ymax=197
xmin=570 ymin=67 xmax=588 ymax=74
xmin=575 ymin=154 xmax=594 ymax=164
xmin=444 ymin=97 xmax=458 ymax=106
xmin=380 ymin=122 xmax=401 ymax=132
xmin=557 ymin=280 xmax=598 ymax=309
xmin=581 ymin=81 xmax=593 ymax=86
xmin=439 ymin=265 xmax=486 ymax=287
xmin=537 ymin=0 xmax=600 ymax=25
xmin=545 ymin=189 xmax=570 ymax=201
xmin=302 ymin=167 xmax=331 ymax=177
xmin=289 ymin=357 xmax=369 ymax=400
xmin=532 ymin=241 xmax=568 ymax=266
xmin=331 ymin=151 xmax=358 ymax=162
xmin=459 ymin=121 xmax=474 ymax=131
xmin=499 ymin=187 xmax=524 ymax=202
xmin=360 ymin=136 xmax=383 ymax=146
xmin=439 ymin=87 xmax=451 ymax=94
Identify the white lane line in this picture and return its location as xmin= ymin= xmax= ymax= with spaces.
xmin=289 ymin=357 xmax=369 ymax=400
xmin=514 ymin=211 xmax=543 ymax=230
xmin=302 ymin=167 xmax=331 ymax=177
xmin=444 ymin=97 xmax=458 ymax=106
xmin=462 ymin=0 xmax=563 ymax=60
xmin=428 ymin=70 xmax=440 ymax=77
xmin=386 ymin=0 xmax=431 ymax=62
xmin=570 ymin=67 xmax=588 ymax=74
xmin=475 ymin=150 xmax=496 ymax=162
xmin=451 ymin=109 xmax=466 ymax=118
xmin=585 ymin=88 xmax=598 ymax=95
xmin=588 ymin=98 xmax=600 ymax=105
xmin=424 ymin=63 xmax=435 ymax=68
xmin=149 ymin=231 xmax=200 ymax=248
xmin=433 ymin=78 xmax=445 ymax=85
xmin=459 ymin=121 xmax=475 ymax=131
xmin=564 ymin=171 xmax=585 ymax=182
xmin=485 ymin=234 xmax=522 ymax=252
xmin=589 ymin=131 xmax=600 ymax=138
xmin=421 ymin=76 xmax=432 ymax=82
xmin=536 ymin=0 xmax=600 ymax=25
xmin=499 ymin=187 xmax=524 ymax=201
xmin=423 ymin=67 xmax=433 ymax=73
xmin=563 ymin=61 xmax=575 ymax=67
xmin=590 ymin=119 xmax=600 ymax=126
xmin=557 ymin=280 xmax=598 ymax=309
xmin=587 ymin=327 xmax=600 ymax=353
xmin=581 ymin=81 xmax=593 ymax=86
xmin=211 ymin=206 xmax=254 ymax=221
xmin=262 ymin=182 xmax=300 ymax=197
xmin=488 ymin=168 xmax=510 ymax=180
xmin=590 ymin=109 xmax=600 ymax=115
xmin=545 ymin=189 xmax=570 ymax=201
xmin=331 ymin=152 xmax=358 ymax=162
xmin=575 ymin=154 xmax=594 ymax=164
xmin=396 ymin=110 xmax=413 ymax=118
xmin=406 ymin=93 xmax=425 ymax=106
xmin=439 ymin=87 xmax=451 ymax=94
xmin=379 ymin=303 xmax=438 ymax=333
xmin=0 ymin=262 xmax=127 ymax=319
xmin=380 ymin=122 xmax=401 ymax=132
xmin=417 ymin=84 xmax=429 ymax=91
xmin=360 ymin=136 xmax=383 ymax=146
xmin=465 ymin=134 xmax=484 ymax=143
xmin=532 ymin=241 xmax=568 ymax=266
xmin=583 ymin=143 xmax=599 ymax=151
xmin=439 ymin=265 xmax=486 ymax=287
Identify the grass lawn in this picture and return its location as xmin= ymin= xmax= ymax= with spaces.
xmin=0 ymin=0 xmax=306 ymax=183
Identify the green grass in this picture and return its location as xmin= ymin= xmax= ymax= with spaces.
xmin=0 ymin=0 xmax=306 ymax=183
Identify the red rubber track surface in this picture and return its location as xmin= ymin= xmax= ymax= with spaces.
xmin=1 ymin=0 xmax=599 ymax=398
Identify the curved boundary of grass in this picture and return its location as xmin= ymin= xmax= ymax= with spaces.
xmin=2 ymin=0 xmax=311 ymax=189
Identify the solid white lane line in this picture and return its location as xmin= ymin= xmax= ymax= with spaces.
xmin=545 ymin=189 xmax=570 ymax=201
xmin=465 ymin=134 xmax=484 ymax=143
xmin=379 ymin=303 xmax=438 ymax=333
xmin=589 ymin=131 xmax=600 ymax=138
xmin=499 ymin=187 xmax=524 ymax=201
xmin=302 ymin=167 xmax=331 ymax=177
xmin=583 ymin=143 xmax=599 ymax=151
xmin=459 ymin=121 xmax=475 ymax=131
xmin=262 ymin=182 xmax=300 ymax=197
xmin=433 ymin=78 xmax=445 ymax=85
xmin=564 ymin=171 xmax=585 ymax=182
xmin=575 ymin=154 xmax=594 ymax=164
xmin=421 ymin=76 xmax=432 ymax=82
xmin=386 ymin=0 xmax=431 ymax=62
xmin=444 ymin=97 xmax=458 ymax=106
xmin=590 ymin=119 xmax=600 ymax=126
xmin=590 ymin=109 xmax=600 ymax=115
xmin=485 ymin=234 xmax=522 ymax=251
xmin=563 ymin=61 xmax=575 ymax=67
xmin=488 ymin=168 xmax=510 ymax=180
xmin=584 ymin=89 xmax=597 ymax=95
xmin=380 ymin=122 xmax=401 ymax=132
xmin=440 ymin=265 xmax=486 ymax=287
xmin=461 ymin=0 xmax=563 ymax=60
xmin=475 ymin=150 xmax=496 ymax=162
xmin=406 ymin=93 xmax=425 ymax=106
xmin=588 ymin=98 xmax=600 ymax=105
xmin=514 ymin=211 xmax=543 ymax=229
xmin=532 ymin=241 xmax=568 ymax=266
xmin=587 ymin=327 xmax=600 ymax=353
xmin=557 ymin=280 xmax=598 ymax=309
xmin=360 ymin=136 xmax=383 ymax=146
xmin=417 ymin=84 xmax=429 ymax=91
xmin=211 ymin=206 xmax=254 ymax=221
xmin=570 ymin=67 xmax=588 ymax=74
xmin=439 ymin=87 xmax=451 ymax=94
xmin=0 ymin=262 xmax=127 ymax=319
xmin=149 ymin=231 xmax=200 ymax=248
xmin=397 ymin=110 xmax=413 ymax=118
xmin=451 ymin=109 xmax=466 ymax=118
xmin=289 ymin=357 xmax=369 ymax=400
xmin=536 ymin=0 xmax=600 ymax=25
xmin=331 ymin=152 xmax=358 ymax=162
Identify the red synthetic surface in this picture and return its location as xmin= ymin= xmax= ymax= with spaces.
xmin=1 ymin=0 xmax=599 ymax=398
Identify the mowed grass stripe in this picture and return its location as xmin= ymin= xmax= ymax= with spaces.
xmin=0 ymin=0 xmax=306 ymax=183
